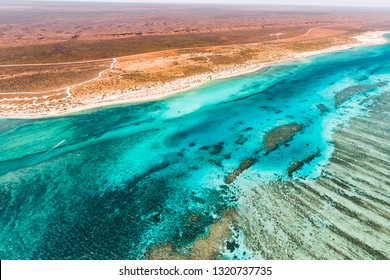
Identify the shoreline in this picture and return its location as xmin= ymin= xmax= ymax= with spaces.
xmin=2 ymin=30 xmax=389 ymax=119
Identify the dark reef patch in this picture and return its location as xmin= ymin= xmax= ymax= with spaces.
xmin=219 ymin=83 xmax=279 ymax=105
xmin=262 ymin=123 xmax=303 ymax=153
xmin=235 ymin=134 xmax=248 ymax=145
xmin=224 ymin=158 xmax=256 ymax=184
xmin=287 ymin=149 xmax=321 ymax=177
xmin=317 ymin=104 xmax=329 ymax=113
xmin=210 ymin=143 xmax=224 ymax=155
xmin=226 ymin=240 xmax=239 ymax=253
xmin=335 ymin=82 xmax=387 ymax=107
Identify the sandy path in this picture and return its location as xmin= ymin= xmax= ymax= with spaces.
xmin=0 ymin=58 xmax=113 ymax=68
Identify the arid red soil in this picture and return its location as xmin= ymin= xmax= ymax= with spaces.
xmin=1 ymin=2 xmax=389 ymax=63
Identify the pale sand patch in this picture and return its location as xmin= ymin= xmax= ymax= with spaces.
xmin=148 ymin=209 xmax=238 ymax=260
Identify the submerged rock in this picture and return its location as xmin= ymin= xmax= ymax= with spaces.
xmin=317 ymin=104 xmax=329 ymax=113
xmin=188 ymin=213 xmax=200 ymax=224
xmin=262 ymin=123 xmax=303 ymax=153
xmin=210 ymin=143 xmax=224 ymax=155
xmin=198 ymin=143 xmax=224 ymax=155
xmin=287 ymin=161 xmax=304 ymax=176
xmin=224 ymin=159 xmax=256 ymax=184
xmin=225 ymin=240 xmax=239 ymax=253
xmin=235 ymin=135 xmax=248 ymax=145
xmin=287 ymin=149 xmax=321 ymax=177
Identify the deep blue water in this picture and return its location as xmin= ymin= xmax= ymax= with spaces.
xmin=0 ymin=38 xmax=389 ymax=259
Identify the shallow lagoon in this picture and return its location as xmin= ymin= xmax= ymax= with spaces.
xmin=0 ymin=38 xmax=389 ymax=259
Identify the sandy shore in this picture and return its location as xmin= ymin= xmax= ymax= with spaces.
xmin=2 ymin=30 xmax=389 ymax=119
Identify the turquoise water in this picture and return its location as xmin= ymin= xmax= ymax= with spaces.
xmin=1 ymin=38 xmax=389 ymax=259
